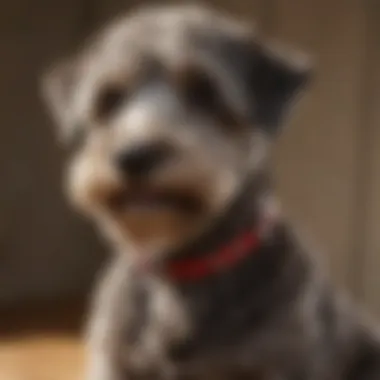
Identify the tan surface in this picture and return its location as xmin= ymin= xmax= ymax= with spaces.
xmin=0 ymin=335 xmax=84 ymax=380
xmin=0 ymin=301 xmax=85 ymax=380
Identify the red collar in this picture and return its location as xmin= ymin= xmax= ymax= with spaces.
xmin=166 ymin=198 xmax=279 ymax=282
xmin=166 ymin=228 xmax=261 ymax=281
xmin=136 ymin=199 xmax=278 ymax=282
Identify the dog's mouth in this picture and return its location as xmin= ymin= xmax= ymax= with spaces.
xmin=106 ymin=187 xmax=204 ymax=215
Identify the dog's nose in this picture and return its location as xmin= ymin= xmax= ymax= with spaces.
xmin=115 ymin=143 xmax=171 ymax=178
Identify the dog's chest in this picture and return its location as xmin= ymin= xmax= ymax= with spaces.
xmin=123 ymin=276 xmax=192 ymax=378
xmin=122 ymin=267 xmax=272 ymax=380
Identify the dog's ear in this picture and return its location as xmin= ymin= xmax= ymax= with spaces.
xmin=249 ymin=43 xmax=311 ymax=135
xmin=203 ymin=31 xmax=312 ymax=135
xmin=40 ymin=57 xmax=79 ymax=142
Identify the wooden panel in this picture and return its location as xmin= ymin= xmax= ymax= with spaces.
xmin=359 ymin=1 xmax=380 ymax=316
xmin=271 ymin=0 xmax=366 ymax=289
xmin=0 ymin=0 xmax=104 ymax=305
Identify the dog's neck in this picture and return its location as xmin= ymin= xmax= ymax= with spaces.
xmin=153 ymin=175 xmax=304 ymax=361
xmin=120 ymin=173 xmax=306 ymax=363
xmin=135 ymin=172 xmax=281 ymax=282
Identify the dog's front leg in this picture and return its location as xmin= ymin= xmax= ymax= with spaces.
xmin=86 ymin=351 xmax=124 ymax=380
xmin=85 ymin=255 xmax=135 ymax=380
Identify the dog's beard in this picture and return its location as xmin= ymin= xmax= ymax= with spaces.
xmin=119 ymin=208 xmax=202 ymax=253
xmin=106 ymin=186 xmax=203 ymax=215
xmin=115 ymin=172 xmax=263 ymax=262
xmin=95 ymin=178 xmax=241 ymax=259
xmin=67 ymin=147 xmax=246 ymax=258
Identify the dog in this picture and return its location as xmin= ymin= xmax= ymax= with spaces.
xmin=41 ymin=4 xmax=380 ymax=380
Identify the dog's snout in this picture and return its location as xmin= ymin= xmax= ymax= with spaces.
xmin=115 ymin=143 xmax=172 ymax=178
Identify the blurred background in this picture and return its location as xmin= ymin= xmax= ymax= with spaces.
xmin=0 ymin=0 xmax=379 ymax=379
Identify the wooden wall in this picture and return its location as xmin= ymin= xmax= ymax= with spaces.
xmin=0 ymin=0 xmax=379 ymax=315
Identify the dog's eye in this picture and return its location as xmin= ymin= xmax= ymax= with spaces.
xmin=181 ymin=69 xmax=220 ymax=111
xmin=95 ymin=86 xmax=126 ymax=120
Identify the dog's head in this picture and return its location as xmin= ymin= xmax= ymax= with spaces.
xmin=41 ymin=5 xmax=310 ymax=256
